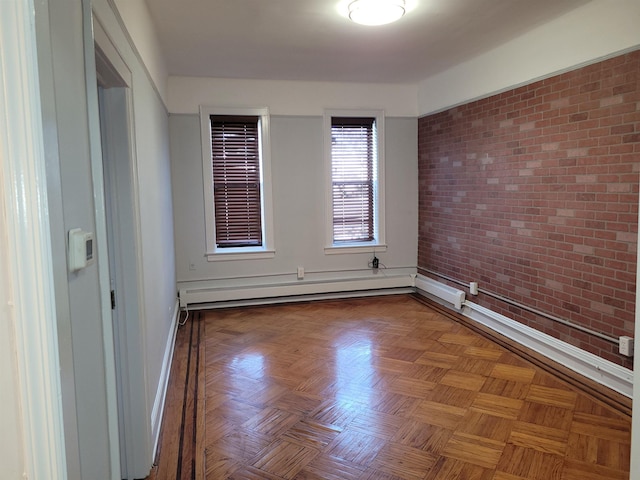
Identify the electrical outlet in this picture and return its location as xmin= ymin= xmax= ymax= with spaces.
xmin=619 ymin=336 xmax=634 ymax=357
xmin=372 ymin=256 xmax=379 ymax=269
xmin=189 ymin=262 xmax=196 ymax=271
xmin=297 ymin=266 xmax=304 ymax=280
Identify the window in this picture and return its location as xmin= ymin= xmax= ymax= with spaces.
xmin=331 ymin=117 xmax=375 ymax=243
xmin=324 ymin=109 xmax=385 ymax=253
xmin=200 ymin=107 xmax=274 ymax=260
xmin=211 ymin=115 xmax=262 ymax=247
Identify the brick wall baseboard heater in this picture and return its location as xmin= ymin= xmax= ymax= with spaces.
xmin=413 ymin=274 xmax=633 ymax=399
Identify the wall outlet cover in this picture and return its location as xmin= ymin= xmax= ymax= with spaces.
xmin=619 ymin=336 xmax=634 ymax=357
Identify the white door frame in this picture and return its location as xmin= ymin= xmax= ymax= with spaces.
xmin=82 ymin=5 xmax=122 ymax=479
xmin=92 ymin=11 xmax=152 ymax=479
xmin=98 ymin=84 xmax=151 ymax=479
xmin=0 ymin=0 xmax=67 ymax=478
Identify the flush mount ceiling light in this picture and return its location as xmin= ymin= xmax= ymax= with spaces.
xmin=348 ymin=0 xmax=405 ymax=26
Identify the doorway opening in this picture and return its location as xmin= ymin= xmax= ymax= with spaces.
xmin=95 ymin=35 xmax=150 ymax=479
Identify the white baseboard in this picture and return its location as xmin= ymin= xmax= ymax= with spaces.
xmin=462 ymin=300 xmax=633 ymax=398
xmin=150 ymin=299 xmax=180 ymax=459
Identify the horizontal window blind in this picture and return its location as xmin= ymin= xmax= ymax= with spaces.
xmin=331 ymin=117 xmax=375 ymax=243
xmin=211 ymin=115 xmax=262 ymax=247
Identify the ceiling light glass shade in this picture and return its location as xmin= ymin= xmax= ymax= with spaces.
xmin=348 ymin=0 xmax=405 ymax=26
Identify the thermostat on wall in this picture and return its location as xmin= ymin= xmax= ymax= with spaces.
xmin=68 ymin=228 xmax=94 ymax=272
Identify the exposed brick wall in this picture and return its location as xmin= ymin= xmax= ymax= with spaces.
xmin=418 ymin=50 xmax=639 ymax=368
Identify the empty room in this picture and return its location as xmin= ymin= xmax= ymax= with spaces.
xmin=0 ymin=1 xmax=638 ymax=480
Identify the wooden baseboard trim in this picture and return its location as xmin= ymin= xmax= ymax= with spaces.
xmin=411 ymin=294 xmax=632 ymax=419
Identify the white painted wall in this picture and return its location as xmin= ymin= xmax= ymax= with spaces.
xmin=168 ymin=76 xmax=419 ymax=117
xmin=418 ymin=0 xmax=640 ymax=115
xmin=171 ymin=112 xmax=418 ymax=291
xmin=112 ymin=0 xmax=168 ymax=102
xmin=132 ymin=76 xmax=177 ymax=458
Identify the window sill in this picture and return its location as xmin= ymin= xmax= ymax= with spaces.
xmin=324 ymin=244 xmax=387 ymax=255
xmin=206 ymin=249 xmax=275 ymax=262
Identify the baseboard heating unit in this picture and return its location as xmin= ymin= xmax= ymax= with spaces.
xmin=179 ymin=275 xmax=414 ymax=309
xmin=414 ymin=274 xmax=465 ymax=310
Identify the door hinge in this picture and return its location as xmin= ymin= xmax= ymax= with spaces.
xmin=111 ymin=289 xmax=116 ymax=310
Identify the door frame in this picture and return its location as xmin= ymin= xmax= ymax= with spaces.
xmin=91 ymin=11 xmax=151 ymax=479
xmin=0 ymin=0 xmax=67 ymax=478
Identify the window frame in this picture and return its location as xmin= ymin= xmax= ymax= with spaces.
xmin=323 ymin=109 xmax=386 ymax=255
xmin=200 ymin=106 xmax=275 ymax=261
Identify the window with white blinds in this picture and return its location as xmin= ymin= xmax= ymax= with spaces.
xmin=210 ymin=115 xmax=262 ymax=248
xmin=331 ymin=117 xmax=375 ymax=243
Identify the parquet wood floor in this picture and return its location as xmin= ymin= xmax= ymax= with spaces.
xmin=147 ymin=295 xmax=631 ymax=480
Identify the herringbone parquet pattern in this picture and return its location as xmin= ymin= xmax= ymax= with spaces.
xmin=149 ymin=295 xmax=631 ymax=480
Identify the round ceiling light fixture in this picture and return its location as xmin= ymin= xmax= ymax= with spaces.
xmin=348 ymin=0 xmax=406 ymax=26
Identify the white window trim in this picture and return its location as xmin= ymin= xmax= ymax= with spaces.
xmin=200 ymin=106 xmax=275 ymax=261
xmin=323 ymin=108 xmax=386 ymax=255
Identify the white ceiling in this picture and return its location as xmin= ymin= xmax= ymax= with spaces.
xmin=145 ymin=0 xmax=591 ymax=84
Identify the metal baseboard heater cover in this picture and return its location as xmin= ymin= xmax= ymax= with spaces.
xmin=179 ymin=275 xmax=414 ymax=308
xmin=414 ymin=275 xmax=465 ymax=310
